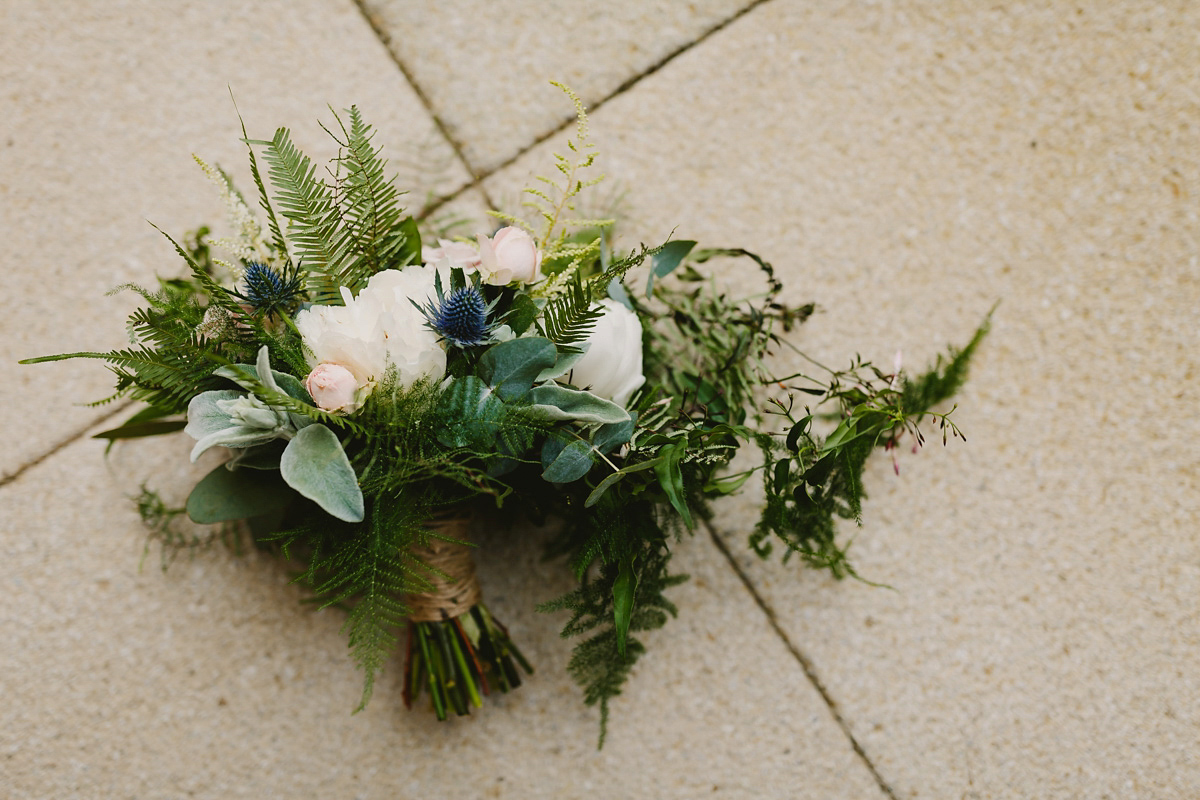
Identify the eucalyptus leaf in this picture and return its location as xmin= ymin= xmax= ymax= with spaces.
xmin=280 ymin=424 xmax=364 ymax=522
xmin=541 ymin=433 xmax=569 ymax=471
xmin=478 ymin=337 xmax=557 ymax=401
xmin=507 ymin=294 xmax=540 ymax=335
xmin=592 ymin=412 xmax=635 ymax=453
xmin=186 ymin=464 xmax=294 ymax=524
xmin=645 ymin=239 xmax=696 ymax=297
xmin=436 ymin=376 xmax=504 ymax=449
xmin=542 ymin=438 xmax=594 ymax=483
xmin=607 ymin=278 xmax=632 ymax=310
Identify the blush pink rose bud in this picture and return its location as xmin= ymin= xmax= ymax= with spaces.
xmin=305 ymin=363 xmax=361 ymax=413
xmin=421 ymin=239 xmax=481 ymax=271
xmin=477 ymin=226 xmax=542 ymax=285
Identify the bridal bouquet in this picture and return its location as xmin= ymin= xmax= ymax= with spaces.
xmin=24 ymin=87 xmax=986 ymax=742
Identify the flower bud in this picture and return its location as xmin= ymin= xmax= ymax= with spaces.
xmin=305 ymin=362 xmax=361 ymax=413
xmin=477 ymin=226 xmax=542 ymax=285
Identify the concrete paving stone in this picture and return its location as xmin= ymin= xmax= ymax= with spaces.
xmin=1 ymin=408 xmax=884 ymax=799
xmin=481 ymin=1 xmax=1200 ymax=797
xmin=359 ymin=0 xmax=753 ymax=173
xmin=0 ymin=0 xmax=469 ymax=482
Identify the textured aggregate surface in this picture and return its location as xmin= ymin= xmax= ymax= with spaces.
xmin=4 ymin=0 xmax=1199 ymax=798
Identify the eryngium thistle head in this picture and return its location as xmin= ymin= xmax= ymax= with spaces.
xmin=239 ymin=262 xmax=302 ymax=315
xmin=425 ymin=285 xmax=491 ymax=347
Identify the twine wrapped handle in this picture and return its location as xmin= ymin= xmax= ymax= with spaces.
xmin=407 ymin=515 xmax=482 ymax=623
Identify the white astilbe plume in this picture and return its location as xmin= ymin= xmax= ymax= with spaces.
xmin=193 ymin=154 xmax=275 ymax=280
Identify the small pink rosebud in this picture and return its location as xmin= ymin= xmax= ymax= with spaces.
xmin=477 ymin=226 xmax=542 ymax=285
xmin=305 ymin=362 xmax=360 ymax=413
xmin=422 ymin=239 xmax=481 ymax=271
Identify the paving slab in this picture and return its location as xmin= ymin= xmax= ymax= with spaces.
xmin=1 ymin=407 xmax=884 ymax=799
xmin=0 ymin=0 xmax=469 ymax=482
xmin=359 ymin=0 xmax=753 ymax=173
xmin=481 ymin=1 xmax=1200 ymax=797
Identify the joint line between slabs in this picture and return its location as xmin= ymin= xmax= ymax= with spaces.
xmin=352 ymin=0 xmax=775 ymax=204
xmin=351 ymin=0 xmax=498 ymax=213
xmin=0 ymin=400 xmax=134 ymax=491
xmin=704 ymin=520 xmax=899 ymax=800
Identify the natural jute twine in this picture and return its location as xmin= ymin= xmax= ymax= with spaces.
xmin=406 ymin=514 xmax=482 ymax=623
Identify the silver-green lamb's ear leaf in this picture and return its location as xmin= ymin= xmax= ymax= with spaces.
xmin=541 ymin=438 xmax=594 ymax=483
xmin=184 ymin=390 xmax=243 ymax=442
xmin=216 ymin=361 xmax=312 ymax=404
xmin=536 ymin=348 xmax=587 ymax=382
xmin=255 ymin=346 xmax=279 ymax=393
xmin=645 ymin=239 xmax=696 ymax=297
xmin=186 ymin=463 xmax=294 ymax=524
xmin=478 ymin=337 xmax=558 ymax=401
xmin=280 ymin=424 xmax=364 ymax=522
xmin=528 ymin=384 xmax=629 ymax=425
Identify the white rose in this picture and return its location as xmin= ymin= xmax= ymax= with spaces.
xmin=305 ymin=362 xmax=361 ymax=412
xmin=362 ymin=266 xmax=447 ymax=386
xmin=422 ymin=238 xmax=481 ymax=272
xmin=294 ymin=286 xmax=390 ymax=389
xmin=477 ymin=226 xmax=542 ymax=285
xmin=566 ymin=299 xmax=645 ymax=408
xmin=294 ymin=265 xmax=447 ymax=405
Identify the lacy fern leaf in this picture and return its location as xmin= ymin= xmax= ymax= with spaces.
xmin=255 ymin=127 xmax=353 ymax=303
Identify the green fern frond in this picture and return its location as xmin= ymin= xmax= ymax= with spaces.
xmin=331 ymin=106 xmax=410 ymax=276
xmin=537 ymin=273 xmax=604 ymax=347
xmin=254 ymin=127 xmax=353 ymax=304
xmin=306 ymin=502 xmax=426 ymax=711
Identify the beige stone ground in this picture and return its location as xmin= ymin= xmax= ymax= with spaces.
xmin=3 ymin=1 xmax=1198 ymax=798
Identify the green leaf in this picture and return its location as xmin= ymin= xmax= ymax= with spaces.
xmin=592 ymin=412 xmax=635 ymax=453
xmin=536 ymin=349 xmax=586 ymax=382
xmin=539 ymin=272 xmax=604 ymax=346
xmin=645 ymin=239 xmax=696 ymax=296
xmin=395 ymin=215 xmax=422 ymax=268
xmin=478 ymin=337 xmax=557 ymax=401
xmin=528 ymin=385 xmax=629 ymax=425
xmin=542 ymin=438 xmax=594 ymax=483
xmin=607 ymin=278 xmax=632 ymax=310
xmin=584 ymin=456 xmax=664 ymax=507
xmin=773 ymin=459 xmax=791 ymax=493
xmin=507 ymin=294 xmax=540 ymax=335
xmin=93 ymin=419 xmax=187 ymax=440
xmin=820 ymin=412 xmax=882 ymax=454
xmin=654 ymin=442 xmax=693 ymax=529
xmin=436 ymin=376 xmax=507 ymax=449
xmin=702 ymin=470 xmax=754 ymax=495
xmin=613 ymin=555 xmax=636 ymax=657
xmin=186 ymin=464 xmax=294 ymax=524
xmin=280 ymin=424 xmax=364 ymax=522
xmin=785 ymin=415 xmax=812 ymax=453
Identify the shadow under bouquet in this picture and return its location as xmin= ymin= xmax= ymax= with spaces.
xmin=24 ymin=87 xmax=987 ymax=742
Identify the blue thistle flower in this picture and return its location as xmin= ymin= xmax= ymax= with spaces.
xmin=236 ymin=262 xmax=304 ymax=315
xmin=425 ymin=285 xmax=494 ymax=348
